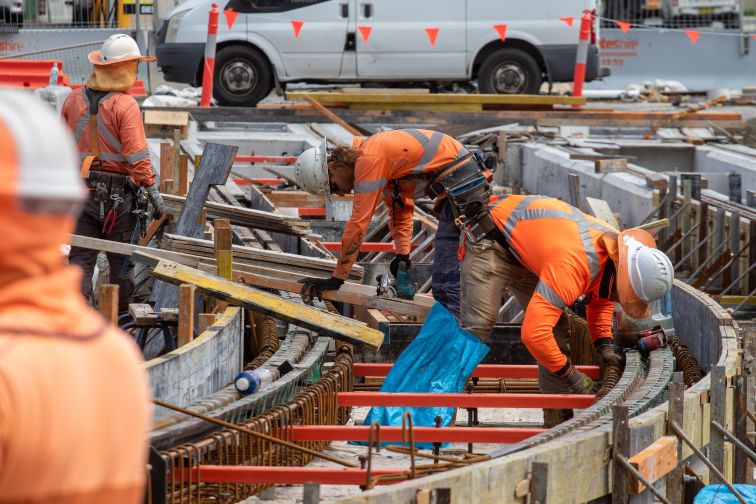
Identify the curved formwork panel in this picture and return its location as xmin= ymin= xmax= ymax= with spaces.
xmin=146 ymin=307 xmax=243 ymax=419
xmin=336 ymin=281 xmax=740 ymax=503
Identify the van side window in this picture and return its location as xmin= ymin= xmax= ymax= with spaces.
xmin=250 ymin=0 xmax=285 ymax=7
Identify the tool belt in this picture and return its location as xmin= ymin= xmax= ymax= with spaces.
xmin=84 ymin=169 xmax=132 ymax=234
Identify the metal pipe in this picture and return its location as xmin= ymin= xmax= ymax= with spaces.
xmin=351 ymin=363 xmax=600 ymax=380
xmin=733 ymin=285 xmax=756 ymax=315
xmin=711 ymin=420 xmax=756 ymax=463
xmin=674 ymin=226 xmax=717 ymax=270
xmin=615 ymin=454 xmax=672 ymax=504
xmin=721 ymin=257 xmax=756 ymax=295
xmin=687 ymin=239 xmax=729 ymax=283
xmin=153 ymin=399 xmax=358 ymax=468
xmin=289 ymin=425 xmax=544 ymax=443
xmin=665 ymin=222 xmax=700 ymax=256
xmin=669 ymin=421 xmax=748 ymax=504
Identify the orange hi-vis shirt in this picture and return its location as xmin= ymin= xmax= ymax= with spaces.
xmin=333 ymin=129 xmax=468 ymax=279
xmin=61 ymin=87 xmax=155 ymax=187
xmin=489 ymin=194 xmax=619 ymax=375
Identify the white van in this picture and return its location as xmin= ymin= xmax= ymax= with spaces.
xmin=156 ymin=0 xmax=608 ymax=106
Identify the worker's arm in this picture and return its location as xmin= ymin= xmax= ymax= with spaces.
xmin=586 ymin=296 xmax=615 ymax=346
xmin=383 ymin=178 xmax=415 ymax=256
xmin=116 ymin=96 xmax=155 ymax=187
xmin=332 ymin=155 xmax=391 ymax=279
xmin=520 ymin=267 xmax=583 ymax=377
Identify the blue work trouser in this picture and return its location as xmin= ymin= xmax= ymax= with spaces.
xmin=432 ymin=200 xmax=461 ymax=318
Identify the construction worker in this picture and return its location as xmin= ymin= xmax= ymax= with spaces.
xmin=458 ymin=194 xmax=674 ymax=427
xmin=293 ymin=131 xmax=496 ymax=317
xmin=63 ymin=34 xmax=164 ymax=312
xmin=0 ymin=91 xmax=151 ymax=503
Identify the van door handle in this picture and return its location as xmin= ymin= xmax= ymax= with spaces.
xmin=340 ymin=3 xmax=348 ymax=18
xmin=362 ymin=3 xmax=372 ymax=18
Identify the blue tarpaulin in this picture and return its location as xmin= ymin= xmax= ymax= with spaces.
xmin=694 ymin=484 xmax=756 ymax=503
xmin=360 ymin=302 xmax=489 ymax=449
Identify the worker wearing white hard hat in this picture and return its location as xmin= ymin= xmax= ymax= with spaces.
xmin=62 ymin=33 xmax=163 ymax=312
xmin=0 ymin=90 xmax=151 ymax=503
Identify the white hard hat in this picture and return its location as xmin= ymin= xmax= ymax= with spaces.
xmin=88 ymin=34 xmax=155 ymax=65
xmin=0 ymin=90 xmax=86 ymax=213
xmin=292 ymin=137 xmax=331 ymax=199
xmin=626 ymin=236 xmax=674 ymax=303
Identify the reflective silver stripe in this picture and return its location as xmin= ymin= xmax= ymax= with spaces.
xmin=80 ymin=151 xmax=91 ymax=160
xmin=125 ymin=150 xmax=150 ymax=164
xmin=73 ymin=114 xmax=89 ymax=143
xmin=354 ymin=178 xmax=386 ymax=194
xmin=80 ymin=86 xmax=89 ymax=107
xmin=413 ymin=131 xmax=444 ymax=174
xmin=536 ymin=280 xmax=568 ymax=309
xmin=515 ymin=206 xmax=608 ymax=281
xmin=503 ymin=195 xmax=546 ymax=236
xmin=100 ymin=152 xmax=127 ymax=162
xmin=403 ymin=128 xmax=430 ymax=147
xmin=457 ymin=144 xmax=469 ymax=157
xmin=97 ymin=113 xmax=122 ymax=151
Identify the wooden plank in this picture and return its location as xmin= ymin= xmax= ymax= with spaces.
xmin=286 ymin=91 xmax=586 ymax=107
xmin=178 ymin=154 xmax=189 ymax=196
xmin=627 ymin=436 xmax=678 ymax=494
xmin=364 ymin=309 xmax=390 ymax=331
xmin=160 ymin=142 xmax=174 ymax=183
xmin=178 ymin=284 xmax=196 ymax=347
xmin=197 ymin=313 xmax=217 ymax=334
xmin=139 ymin=213 xmax=169 ymax=246
xmin=594 ymin=158 xmax=628 ymax=173
xmin=214 ymin=219 xmax=233 ymax=279
xmin=144 ymin=110 xmax=189 ymax=139
xmin=133 ymin=252 xmax=384 ymax=349
xmin=302 ymin=94 xmax=363 ymax=136
xmin=98 ymin=284 xmax=119 ymax=324
xmin=128 ymin=303 xmax=158 ymax=325
xmin=585 ymin=197 xmax=620 ymax=230
xmin=235 ymin=270 xmax=433 ymax=318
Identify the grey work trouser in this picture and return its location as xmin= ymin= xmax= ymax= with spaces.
xmin=459 ymin=238 xmax=572 ymax=394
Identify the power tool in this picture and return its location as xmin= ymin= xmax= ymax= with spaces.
xmin=376 ymin=263 xmax=416 ymax=300
xmin=636 ymin=326 xmax=667 ymax=352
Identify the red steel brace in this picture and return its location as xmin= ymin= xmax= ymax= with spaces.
xmin=336 ymin=392 xmax=595 ymax=409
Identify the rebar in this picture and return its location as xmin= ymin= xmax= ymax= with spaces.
xmin=595 ymin=362 xmax=622 ymax=401
xmin=670 ymin=336 xmax=703 ymax=386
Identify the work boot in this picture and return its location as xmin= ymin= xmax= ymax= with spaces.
xmin=543 ymin=408 xmax=574 ymax=429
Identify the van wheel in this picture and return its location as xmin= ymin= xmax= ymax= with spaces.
xmin=478 ymin=48 xmax=542 ymax=95
xmin=213 ymin=46 xmax=272 ymax=107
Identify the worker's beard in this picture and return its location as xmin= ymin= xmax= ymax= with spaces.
xmin=86 ymin=60 xmax=139 ymax=92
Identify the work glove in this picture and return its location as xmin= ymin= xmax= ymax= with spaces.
xmin=144 ymin=183 xmax=165 ymax=219
xmin=389 ymin=254 xmax=411 ymax=278
xmin=299 ymin=276 xmax=344 ymax=304
xmin=563 ymin=367 xmax=597 ymax=395
xmin=596 ymin=343 xmax=623 ymax=367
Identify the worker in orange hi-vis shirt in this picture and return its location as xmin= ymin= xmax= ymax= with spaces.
xmin=458 ymin=194 xmax=674 ymax=428
xmin=292 ymin=130 xmax=498 ymax=317
xmin=0 ymin=90 xmax=152 ymax=504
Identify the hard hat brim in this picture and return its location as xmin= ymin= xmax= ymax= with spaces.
xmin=88 ymin=50 xmax=156 ymax=66
xmin=616 ymin=228 xmax=657 ymax=319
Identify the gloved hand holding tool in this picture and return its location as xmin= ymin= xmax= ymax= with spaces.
xmin=144 ymin=183 xmax=165 ymax=219
xmin=299 ymin=277 xmax=344 ymax=304
xmin=563 ymin=366 xmax=597 ymax=394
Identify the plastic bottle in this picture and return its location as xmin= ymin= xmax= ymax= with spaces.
xmin=234 ymin=368 xmax=274 ymax=395
xmin=234 ymin=360 xmax=294 ymax=395
xmin=49 ymin=63 xmax=59 ymax=87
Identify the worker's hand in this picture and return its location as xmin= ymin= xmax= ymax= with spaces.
xmin=144 ymin=183 xmax=165 ymax=219
xmin=298 ymin=276 xmax=344 ymax=304
xmin=563 ymin=367 xmax=597 ymax=395
xmin=596 ymin=344 xmax=623 ymax=367
xmin=389 ymin=254 xmax=411 ymax=278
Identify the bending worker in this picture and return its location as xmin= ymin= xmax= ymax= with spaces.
xmin=0 ymin=91 xmax=151 ymax=503
xmin=63 ymin=34 xmax=164 ymax=312
xmin=458 ymin=194 xmax=674 ymax=427
xmin=293 ymin=130 xmax=496 ymax=317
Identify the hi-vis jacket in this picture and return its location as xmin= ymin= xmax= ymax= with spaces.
xmin=489 ymin=194 xmax=619 ymax=375
xmin=61 ymin=87 xmax=155 ymax=187
xmin=333 ymin=129 xmax=467 ymax=279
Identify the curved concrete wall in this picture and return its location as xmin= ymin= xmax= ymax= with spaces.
xmin=146 ymin=307 xmax=243 ymax=419
xmin=337 ymin=282 xmax=739 ymax=503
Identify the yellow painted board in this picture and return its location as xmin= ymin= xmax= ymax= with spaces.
xmin=287 ymin=91 xmax=586 ymax=106
xmin=717 ymin=295 xmax=756 ymax=306
xmin=348 ymin=103 xmax=482 ymax=111
xmin=134 ymin=252 xmax=384 ymax=349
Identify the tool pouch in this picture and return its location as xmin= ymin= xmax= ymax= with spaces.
xmin=429 ymin=156 xmax=491 ymax=221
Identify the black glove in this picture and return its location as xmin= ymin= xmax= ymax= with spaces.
xmin=298 ymin=276 xmax=344 ymax=304
xmin=389 ymin=254 xmax=411 ymax=278
xmin=144 ymin=183 xmax=165 ymax=219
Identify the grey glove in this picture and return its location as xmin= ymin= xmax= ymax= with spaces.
xmin=144 ymin=183 xmax=165 ymax=219
xmin=563 ymin=367 xmax=597 ymax=395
